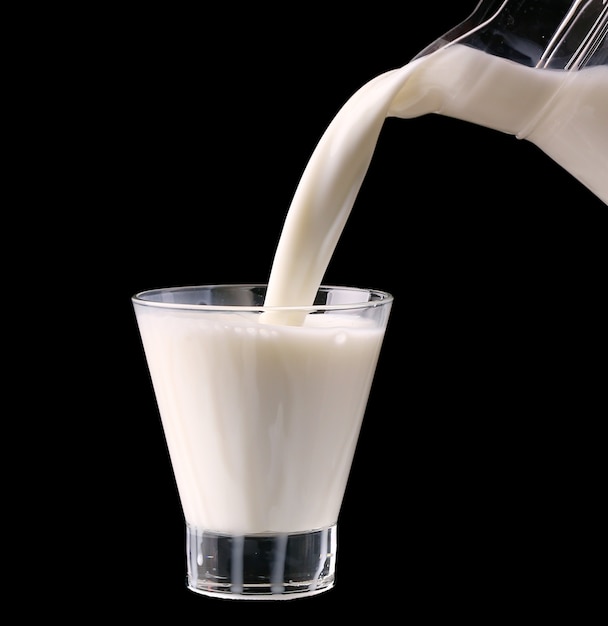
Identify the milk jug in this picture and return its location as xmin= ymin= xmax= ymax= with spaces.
xmin=409 ymin=0 xmax=607 ymax=204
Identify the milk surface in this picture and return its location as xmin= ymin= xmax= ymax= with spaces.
xmin=135 ymin=305 xmax=386 ymax=534
xmin=265 ymin=44 xmax=608 ymax=309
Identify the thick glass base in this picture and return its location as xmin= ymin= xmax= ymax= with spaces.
xmin=186 ymin=524 xmax=337 ymax=600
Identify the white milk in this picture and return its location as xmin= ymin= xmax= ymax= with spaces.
xmin=137 ymin=44 xmax=606 ymax=537
xmin=265 ymin=44 xmax=608 ymax=309
xmin=134 ymin=305 xmax=386 ymax=534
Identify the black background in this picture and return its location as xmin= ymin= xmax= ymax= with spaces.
xmin=50 ymin=1 xmax=605 ymax=618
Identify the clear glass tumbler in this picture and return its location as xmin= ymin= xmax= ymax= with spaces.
xmin=132 ymin=284 xmax=393 ymax=600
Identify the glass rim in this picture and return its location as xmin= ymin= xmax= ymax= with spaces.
xmin=131 ymin=283 xmax=393 ymax=312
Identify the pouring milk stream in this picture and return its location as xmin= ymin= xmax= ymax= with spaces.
xmin=264 ymin=40 xmax=607 ymax=314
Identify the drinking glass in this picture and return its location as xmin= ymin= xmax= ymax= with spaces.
xmin=132 ymin=284 xmax=393 ymax=599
